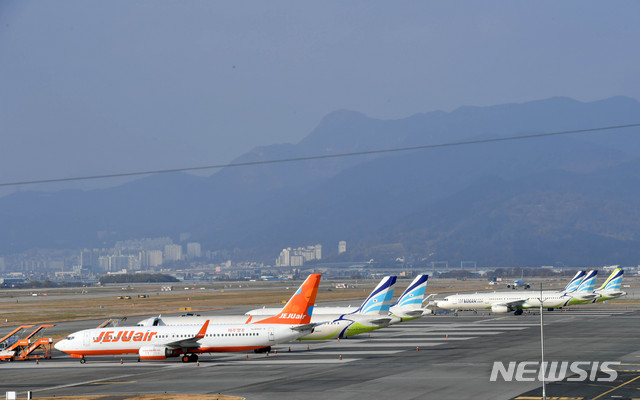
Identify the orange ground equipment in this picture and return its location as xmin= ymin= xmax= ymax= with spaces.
xmin=0 ymin=324 xmax=54 ymax=361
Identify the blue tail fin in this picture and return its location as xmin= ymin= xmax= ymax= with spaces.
xmin=563 ymin=270 xmax=586 ymax=293
xmin=392 ymin=275 xmax=429 ymax=308
xmin=576 ymin=270 xmax=598 ymax=293
xmin=599 ymin=268 xmax=623 ymax=291
xmin=351 ymin=276 xmax=397 ymax=315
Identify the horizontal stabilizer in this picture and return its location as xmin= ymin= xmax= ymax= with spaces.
xmin=290 ymin=323 xmax=316 ymax=332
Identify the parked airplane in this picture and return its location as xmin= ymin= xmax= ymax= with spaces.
xmin=55 ymin=274 xmax=321 ymax=363
xmin=142 ymin=276 xmax=398 ymax=340
xmin=592 ymin=268 xmax=626 ymax=303
xmin=300 ymin=275 xmax=398 ymax=339
xmin=436 ymin=271 xmax=597 ymax=315
xmin=561 ymin=270 xmax=599 ymax=306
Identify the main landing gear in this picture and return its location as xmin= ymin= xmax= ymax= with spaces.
xmin=181 ymin=354 xmax=199 ymax=363
xmin=254 ymin=346 xmax=272 ymax=354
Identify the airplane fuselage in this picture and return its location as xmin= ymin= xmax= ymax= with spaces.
xmin=437 ymin=291 xmax=570 ymax=312
xmin=146 ymin=313 xmax=390 ymax=340
xmin=55 ymin=323 xmax=302 ymax=359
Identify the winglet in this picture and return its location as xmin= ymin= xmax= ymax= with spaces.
xmin=254 ymin=274 xmax=321 ymax=325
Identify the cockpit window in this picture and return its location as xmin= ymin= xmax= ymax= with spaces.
xmin=66 ymin=336 xmax=75 ymax=340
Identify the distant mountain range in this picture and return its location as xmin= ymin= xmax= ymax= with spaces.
xmin=2 ymin=96 xmax=640 ymax=267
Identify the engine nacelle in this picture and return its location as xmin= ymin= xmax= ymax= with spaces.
xmin=139 ymin=345 xmax=174 ymax=360
xmin=491 ymin=305 xmax=509 ymax=313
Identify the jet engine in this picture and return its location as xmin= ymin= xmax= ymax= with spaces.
xmin=139 ymin=345 xmax=175 ymax=360
xmin=490 ymin=304 xmax=509 ymax=313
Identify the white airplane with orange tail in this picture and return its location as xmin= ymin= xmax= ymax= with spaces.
xmin=55 ymin=274 xmax=321 ymax=363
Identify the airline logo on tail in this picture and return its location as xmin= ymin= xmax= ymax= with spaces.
xmin=255 ymin=273 xmax=321 ymax=325
xmin=352 ymin=276 xmax=397 ymax=315
xmin=393 ymin=274 xmax=429 ymax=308
xmin=576 ymin=270 xmax=598 ymax=292
xmin=598 ymin=268 xmax=623 ymax=291
xmin=563 ymin=270 xmax=586 ymax=293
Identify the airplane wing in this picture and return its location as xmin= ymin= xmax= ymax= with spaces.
xmin=497 ymin=299 xmax=528 ymax=310
xmin=164 ymin=320 xmax=209 ymax=349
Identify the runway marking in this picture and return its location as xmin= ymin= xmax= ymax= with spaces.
xmin=26 ymin=369 xmax=169 ymax=394
xmin=471 ymin=321 xmax=540 ymax=327
xmin=226 ymin=358 xmax=361 ymax=364
xmin=515 ymin=397 xmax=584 ymax=400
xmin=300 ymin=350 xmax=403 ymax=355
xmin=427 ymin=327 xmax=528 ymax=331
xmin=385 ymin=328 xmax=506 ymax=333
xmin=335 ymin=342 xmax=445 ymax=348
xmin=396 ymin=331 xmax=503 ymax=335
xmin=92 ymin=381 xmax=137 ymax=384
xmin=591 ymin=374 xmax=640 ymax=400
xmin=363 ymin=337 xmax=476 ymax=341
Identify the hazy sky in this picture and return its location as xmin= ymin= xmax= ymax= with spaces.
xmin=1 ymin=1 xmax=639 ymax=194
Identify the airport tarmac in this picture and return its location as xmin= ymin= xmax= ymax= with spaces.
xmin=1 ymin=305 xmax=638 ymax=400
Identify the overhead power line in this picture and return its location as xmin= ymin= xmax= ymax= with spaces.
xmin=1 ymin=123 xmax=639 ymax=188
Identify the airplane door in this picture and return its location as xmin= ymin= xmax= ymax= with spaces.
xmin=268 ymin=327 xmax=275 ymax=342
xmin=83 ymin=332 xmax=90 ymax=347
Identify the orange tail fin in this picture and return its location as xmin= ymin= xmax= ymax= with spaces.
xmin=254 ymin=274 xmax=321 ymax=325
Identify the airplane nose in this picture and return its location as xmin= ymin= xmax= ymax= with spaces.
xmin=54 ymin=340 xmax=64 ymax=351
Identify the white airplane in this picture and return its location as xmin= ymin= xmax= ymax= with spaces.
xmin=435 ymin=271 xmax=597 ymax=315
xmin=55 ymin=274 xmax=321 ymax=363
xmin=152 ymin=276 xmax=399 ymax=340
xmin=506 ymin=270 xmax=530 ymax=289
